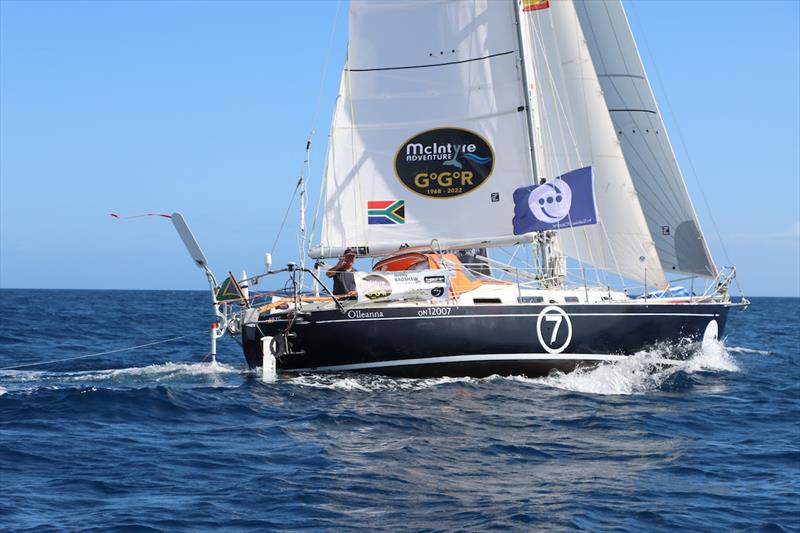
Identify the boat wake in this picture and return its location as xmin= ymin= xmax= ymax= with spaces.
xmin=284 ymin=373 xmax=475 ymax=392
xmin=0 ymin=361 xmax=243 ymax=395
xmin=285 ymin=339 xmax=741 ymax=396
xmin=517 ymin=338 xmax=739 ymax=395
xmin=1 ymin=340 xmax=746 ymax=397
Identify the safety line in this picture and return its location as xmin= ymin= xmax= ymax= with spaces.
xmin=0 ymin=333 xmax=201 ymax=371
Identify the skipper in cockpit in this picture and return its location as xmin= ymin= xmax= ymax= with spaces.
xmin=326 ymin=248 xmax=357 ymax=298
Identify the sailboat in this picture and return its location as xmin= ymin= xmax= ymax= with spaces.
xmin=174 ymin=0 xmax=746 ymax=378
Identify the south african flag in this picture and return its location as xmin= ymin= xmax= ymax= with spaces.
xmin=368 ymin=200 xmax=405 ymax=225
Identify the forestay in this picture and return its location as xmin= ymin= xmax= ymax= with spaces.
xmin=574 ymin=0 xmax=717 ymax=278
xmin=313 ymin=0 xmax=536 ymax=259
xmin=518 ymin=0 xmax=666 ymax=287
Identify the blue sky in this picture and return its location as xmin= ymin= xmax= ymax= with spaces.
xmin=1 ymin=0 xmax=798 ymax=296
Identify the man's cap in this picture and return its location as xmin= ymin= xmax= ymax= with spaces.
xmin=343 ymin=247 xmax=356 ymax=255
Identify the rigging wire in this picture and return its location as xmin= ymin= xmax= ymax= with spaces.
xmin=269 ymin=179 xmax=301 ymax=256
xmin=309 ymin=0 xmax=344 ymax=139
xmin=528 ymin=15 xmax=621 ymax=289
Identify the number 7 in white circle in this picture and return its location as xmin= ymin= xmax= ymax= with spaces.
xmin=545 ymin=314 xmax=562 ymax=345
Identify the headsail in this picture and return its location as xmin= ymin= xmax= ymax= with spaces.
xmin=574 ymin=0 xmax=717 ymax=278
xmin=518 ymin=0 xmax=666 ymax=287
xmin=312 ymin=0 xmax=536 ymax=259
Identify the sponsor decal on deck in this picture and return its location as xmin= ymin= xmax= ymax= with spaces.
xmin=354 ymin=270 xmax=450 ymax=304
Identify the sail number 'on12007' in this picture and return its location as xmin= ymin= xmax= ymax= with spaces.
xmin=417 ymin=307 xmax=453 ymax=317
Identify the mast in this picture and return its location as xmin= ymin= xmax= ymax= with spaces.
xmin=513 ymin=0 xmax=564 ymax=287
xmin=513 ymin=0 xmax=539 ymax=186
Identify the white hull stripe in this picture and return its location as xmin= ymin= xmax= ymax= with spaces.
xmin=316 ymin=312 xmax=718 ymax=324
xmin=290 ymin=353 xmax=682 ymax=372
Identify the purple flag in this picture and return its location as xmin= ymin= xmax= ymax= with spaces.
xmin=512 ymin=166 xmax=598 ymax=234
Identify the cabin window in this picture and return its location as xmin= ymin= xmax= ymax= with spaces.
xmin=518 ymin=296 xmax=544 ymax=304
xmin=564 ymin=296 xmax=579 ymax=303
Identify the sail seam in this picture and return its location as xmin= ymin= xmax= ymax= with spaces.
xmin=347 ymin=50 xmax=515 ymax=72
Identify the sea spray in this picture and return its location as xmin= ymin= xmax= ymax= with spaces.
xmin=511 ymin=338 xmax=739 ymax=396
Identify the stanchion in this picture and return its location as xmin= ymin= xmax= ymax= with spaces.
xmin=210 ymin=323 xmax=217 ymax=364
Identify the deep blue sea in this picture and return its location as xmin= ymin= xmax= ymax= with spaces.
xmin=0 ymin=290 xmax=798 ymax=532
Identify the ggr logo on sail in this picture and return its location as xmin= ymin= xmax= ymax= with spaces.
xmin=395 ymin=127 xmax=494 ymax=199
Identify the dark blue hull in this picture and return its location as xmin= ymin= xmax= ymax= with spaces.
xmin=242 ymin=302 xmax=729 ymax=378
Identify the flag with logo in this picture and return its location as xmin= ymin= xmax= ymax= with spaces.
xmin=512 ymin=166 xmax=597 ymax=234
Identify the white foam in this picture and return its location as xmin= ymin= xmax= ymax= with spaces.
xmin=516 ymin=351 xmax=672 ymax=395
xmin=285 ymin=373 xmax=476 ymax=392
xmin=727 ymin=346 xmax=770 ymax=355
xmin=74 ymin=361 xmax=242 ymax=382
xmin=282 ymin=340 xmax=742 ymax=396
xmin=519 ymin=339 xmax=739 ymax=396
xmin=683 ymin=339 xmax=739 ymax=373
xmin=0 ymin=361 xmax=243 ymax=392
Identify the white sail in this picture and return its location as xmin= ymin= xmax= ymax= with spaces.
xmin=574 ymin=0 xmax=717 ymax=278
xmin=519 ymin=0 xmax=666 ymax=287
xmin=312 ymin=0 xmax=535 ymax=259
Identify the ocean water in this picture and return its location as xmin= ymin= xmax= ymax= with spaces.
xmin=0 ymin=290 xmax=797 ymax=532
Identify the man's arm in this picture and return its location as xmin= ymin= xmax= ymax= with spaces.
xmin=326 ymin=259 xmax=347 ymax=278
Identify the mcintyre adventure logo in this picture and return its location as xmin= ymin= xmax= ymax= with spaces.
xmin=394 ymin=128 xmax=494 ymax=198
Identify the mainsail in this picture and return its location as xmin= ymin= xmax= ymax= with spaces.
xmin=574 ymin=0 xmax=717 ymax=278
xmin=313 ymin=0 xmax=536 ymax=258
